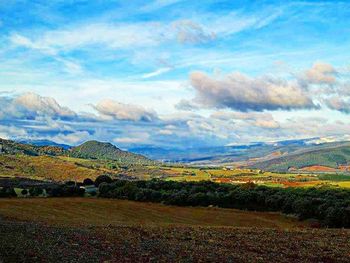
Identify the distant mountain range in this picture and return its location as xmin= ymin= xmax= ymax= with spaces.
xmin=129 ymin=138 xmax=318 ymax=162
xmin=130 ymin=138 xmax=350 ymax=172
xmin=1 ymin=138 xmax=154 ymax=165
xmin=18 ymin=139 xmax=71 ymax=150
xmin=6 ymin=137 xmax=350 ymax=172
xmin=248 ymin=141 xmax=350 ymax=172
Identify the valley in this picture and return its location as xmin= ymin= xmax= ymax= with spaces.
xmin=2 ymin=139 xmax=350 ymax=262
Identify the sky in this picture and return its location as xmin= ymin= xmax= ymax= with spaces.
xmin=1 ymin=0 xmax=350 ymax=149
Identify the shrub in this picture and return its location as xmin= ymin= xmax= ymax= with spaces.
xmin=29 ymin=187 xmax=44 ymax=197
xmin=0 ymin=187 xmax=17 ymax=198
xmin=95 ymin=175 xmax=112 ymax=186
xmin=83 ymin=178 xmax=94 ymax=185
xmin=65 ymin=181 xmax=76 ymax=186
xmin=21 ymin=189 xmax=28 ymax=195
xmin=98 ymin=182 xmax=111 ymax=196
xmin=61 ymin=185 xmax=85 ymax=197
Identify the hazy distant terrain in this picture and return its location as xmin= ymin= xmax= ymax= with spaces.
xmin=131 ymin=139 xmax=350 ymax=172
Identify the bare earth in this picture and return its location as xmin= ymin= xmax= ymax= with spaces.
xmin=1 ymin=198 xmax=350 ymax=262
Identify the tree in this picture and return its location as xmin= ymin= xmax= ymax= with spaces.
xmin=0 ymin=187 xmax=17 ymax=197
xmin=95 ymin=175 xmax=112 ymax=186
xmin=83 ymin=178 xmax=94 ymax=185
xmin=29 ymin=187 xmax=43 ymax=197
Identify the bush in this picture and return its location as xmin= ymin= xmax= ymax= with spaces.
xmin=46 ymin=187 xmax=62 ymax=197
xmin=95 ymin=175 xmax=112 ymax=186
xmin=65 ymin=181 xmax=76 ymax=186
xmin=29 ymin=187 xmax=43 ymax=197
xmin=83 ymin=178 xmax=94 ymax=185
xmin=98 ymin=182 xmax=111 ymax=196
xmin=61 ymin=185 xmax=85 ymax=197
xmin=0 ymin=187 xmax=17 ymax=198
xmin=21 ymin=189 xmax=28 ymax=195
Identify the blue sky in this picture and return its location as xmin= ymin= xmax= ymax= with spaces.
xmin=1 ymin=0 xmax=350 ymax=149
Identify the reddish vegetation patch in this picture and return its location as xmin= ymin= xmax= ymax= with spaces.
xmin=271 ymin=151 xmax=282 ymax=157
xmin=339 ymin=165 xmax=350 ymax=171
xmin=299 ymin=165 xmax=337 ymax=172
xmin=213 ymin=178 xmax=233 ymax=183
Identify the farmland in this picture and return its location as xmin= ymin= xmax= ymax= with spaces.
xmin=2 ymin=141 xmax=350 ymax=261
xmin=0 ymin=198 xmax=304 ymax=228
xmin=2 ymin=153 xmax=350 ymax=189
xmin=1 ymin=198 xmax=350 ymax=262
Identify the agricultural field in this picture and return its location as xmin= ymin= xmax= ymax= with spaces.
xmin=161 ymin=166 xmax=350 ymax=188
xmin=0 ymin=155 xmax=102 ymax=182
xmin=0 ymin=198 xmax=303 ymax=228
xmin=1 ymin=198 xmax=350 ymax=262
xmin=2 ymin=153 xmax=350 ymax=189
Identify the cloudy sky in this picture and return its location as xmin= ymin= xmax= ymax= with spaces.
xmin=1 ymin=0 xmax=350 ymax=149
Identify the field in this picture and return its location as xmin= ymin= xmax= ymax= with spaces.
xmin=0 ymin=155 xmax=102 ymax=182
xmin=2 ymin=153 xmax=350 ymax=189
xmin=0 ymin=198 xmax=303 ymax=228
xmin=161 ymin=166 xmax=350 ymax=188
xmin=1 ymin=198 xmax=350 ymax=262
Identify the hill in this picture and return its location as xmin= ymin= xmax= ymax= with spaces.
xmin=0 ymin=155 xmax=102 ymax=182
xmin=69 ymin=140 xmax=154 ymax=165
xmin=0 ymin=138 xmax=154 ymax=165
xmin=17 ymin=139 xmax=71 ymax=149
xmin=249 ymin=142 xmax=350 ymax=172
xmin=0 ymin=138 xmax=65 ymax=156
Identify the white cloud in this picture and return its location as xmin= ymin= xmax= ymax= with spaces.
xmin=211 ymin=111 xmax=280 ymax=129
xmin=324 ymin=96 xmax=350 ymax=113
xmin=172 ymin=20 xmax=216 ymax=44
xmin=50 ymin=131 xmax=90 ymax=145
xmin=113 ymin=132 xmax=150 ymax=144
xmin=140 ymin=0 xmax=184 ymax=12
xmin=92 ymin=99 xmax=158 ymax=122
xmin=303 ymin=62 xmax=337 ymax=85
xmin=0 ymin=125 xmax=27 ymax=139
xmin=158 ymin=129 xmax=173 ymax=135
xmin=187 ymin=71 xmax=316 ymax=111
xmin=141 ymin=67 xmax=172 ymax=79
xmin=0 ymin=92 xmax=76 ymax=120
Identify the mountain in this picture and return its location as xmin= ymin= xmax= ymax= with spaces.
xmin=17 ymin=139 xmax=71 ymax=150
xmin=0 ymin=138 xmax=154 ymax=165
xmin=248 ymin=141 xmax=350 ymax=172
xmin=131 ymin=139 xmax=350 ymax=172
xmin=69 ymin=140 xmax=154 ymax=165
xmin=130 ymin=139 xmax=317 ymax=163
xmin=0 ymin=138 xmax=65 ymax=156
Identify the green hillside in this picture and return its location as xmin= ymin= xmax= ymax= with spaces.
xmin=250 ymin=144 xmax=350 ymax=172
xmin=0 ymin=139 xmax=154 ymax=165
xmin=69 ymin=140 xmax=154 ymax=165
xmin=0 ymin=138 xmax=65 ymax=156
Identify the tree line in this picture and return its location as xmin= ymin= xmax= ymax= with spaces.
xmin=2 ymin=174 xmax=350 ymax=228
xmin=97 ymin=178 xmax=350 ymax=228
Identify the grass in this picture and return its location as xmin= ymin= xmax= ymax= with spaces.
xmin=3 ymin=153 xmax=350 ymax=189
xmin=0 ymin=198 xmax=304 ymax=229
xmin=0 ymin=155 xmax=102 ymax=182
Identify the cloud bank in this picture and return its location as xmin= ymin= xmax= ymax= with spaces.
xmin=185 ymin=71 xmax=316 ymax=111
